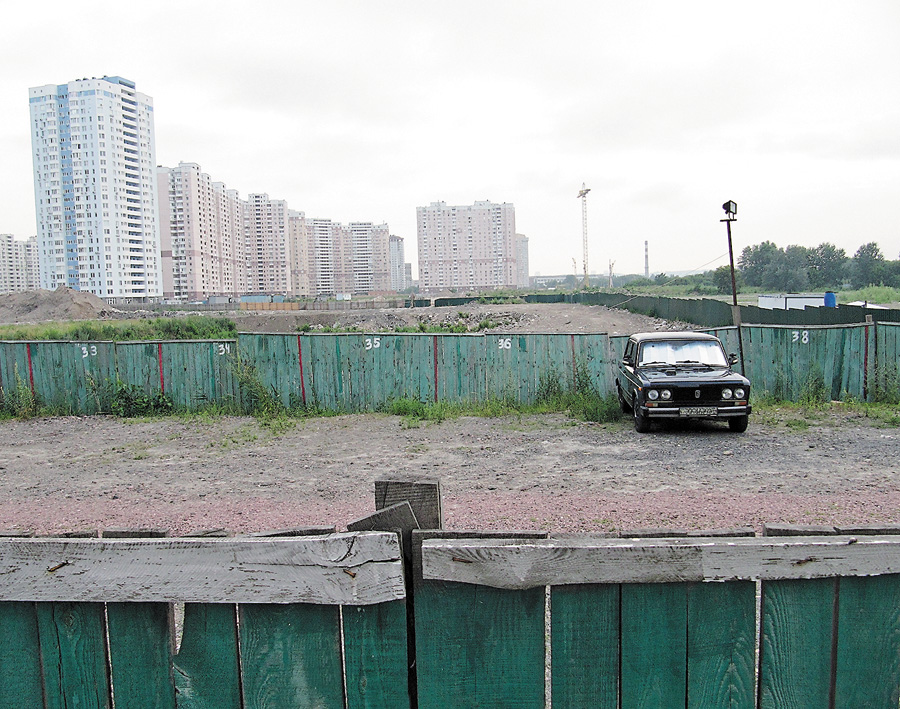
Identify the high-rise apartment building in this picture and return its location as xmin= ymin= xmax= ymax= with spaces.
xmin=29 ymin=76 xmax=162 ymax=302
xmin=245 ymin=194 xmax=291 ymax=295
xmin=0 ymin=234 xmax=39 ymax=294
xmin=417 ymin=200 xmax=517 ymax=292
xmin=389 ymin=235 xmax=408 ymax=291
xmin=157 ymin=162 xmax=246 ymax=301
xmin=515 ymin=234 xmax=530 ymax=288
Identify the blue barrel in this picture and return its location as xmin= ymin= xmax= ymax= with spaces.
xmin=824 ymin=291 xmax=837 ymax=308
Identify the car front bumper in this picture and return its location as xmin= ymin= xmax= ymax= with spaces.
xmin=640 ymin=404 xmax=752 ymax=419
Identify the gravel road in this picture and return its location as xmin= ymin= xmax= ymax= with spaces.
xmin=1 ymin=410 xmax=897 ymax=536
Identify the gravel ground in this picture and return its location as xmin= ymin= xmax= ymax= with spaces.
xmin=0 ymin=410 xmax=898 ymax=536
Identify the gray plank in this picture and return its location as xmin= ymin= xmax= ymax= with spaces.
xmin=0 ymin=533 xmax=405 ymax=605
xmin=375 ymin=477 xmax=442 ymax=529
xmin=421 ymin=536 xmax=900 ymax=588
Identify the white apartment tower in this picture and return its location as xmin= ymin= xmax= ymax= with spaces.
xmin=0 ymin=235 xmax=39 ymax=294
xmin=29 ymin=76 xmax=162 ymax=302
xmin=157 ymin=162 xmax=246 ymax=301
xmin=389 ymin=235 xmax=409 ymax=291
xmin=245 ymin=194 xmax=291 ymax=295
xmin=417 ymin=200 xmax=517 ymax=292
xmin=515 ymin=233 xmax=530 ymax=288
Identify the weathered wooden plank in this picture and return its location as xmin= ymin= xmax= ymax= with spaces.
xmin=415 ymin=580 xmax=545 ymax=709
xmin=0 ymin=533 xmax=405 ymax=605
xmin=0 ymin=604 xmax=43 ymax=708
xmin=239 ymin=603 xmax=344 ymax=709
xmin=375 ymin=476 xmax=442 ymax=530
xmin=343 ymin=601 xmax=411 ymax=709
xmin=37 ymin=600 xmax=112 ymax=709
xmin=550 ymin=584 xmax=619 ymax=709
xmin=106 ymin=528 xmax=175 ymax=709
xmin=687 ymin=581 xmax=756 ymax=708
xmin=834 ymin=574 xmax=900 ymax=707
xmin=173 ymin=604 xmax=241 ymax=709
xmin=759 ymin=578 xmax=836 ymax=709
xmin=347 ymin=502 xmax=419 ymax=534
xmin=421 ymin=535 xmax=900 ymax=587
xmin=620 ymin=582 xmax=687 ymax=707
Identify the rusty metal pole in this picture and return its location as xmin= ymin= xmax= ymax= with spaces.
xmin=722 ymin=209 xmax=746 ymax=374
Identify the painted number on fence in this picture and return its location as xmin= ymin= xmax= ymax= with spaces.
xmin=498 ymin=337 xmax=512 ymax=350
xmin=80 ymin=345 xmax=98 ymax=358
xmin=217 ymin=343 xmax=232 ymax=355
xmin=792 ymin=330 xmax=810 ymax=344
xmin=365 ymin=337 xmax=382 ymax=351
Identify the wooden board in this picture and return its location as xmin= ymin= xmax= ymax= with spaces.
xmin=0 ymin=533 xmax=404 ymax=605
xmin=758 ymin=578 xmax=836 ymax=708
xmin=550 ymin=584 xmax=619 ymax=708
xmin=375 ymin=477 xmax=442 ymax=530
xmin=834 ymin=574 xmax=900 ymax=707
xmin=343 ymin=601 xmax=411 ymax=709
xmin=421 ymin=535 xmax=900 ymax=588
xmin=173 ymin=604 xmax=241 ymax=709
xmin=0 ymin=602 xmax=43 ymax=708
xmin=415 ymin=580 xmax=545 ymax=709
xmin=239 ymin=603 xmax=344 ymax=709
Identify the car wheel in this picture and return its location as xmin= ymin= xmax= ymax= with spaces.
xmin=728 ymin=415 xmax=749 ymax=433
xmin=617 ymin=383 xmax=630 ymax=413
xmin=633 ymin=400 xmax=651 ymax=433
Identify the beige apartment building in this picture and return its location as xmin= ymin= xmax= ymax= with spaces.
xmin=157 ymin=163 xmax=246 ymax=301
xmin=0 ymin=234 xmax=39 ymax=294
xmin=417 ymin=200 xmax=518 ymax=292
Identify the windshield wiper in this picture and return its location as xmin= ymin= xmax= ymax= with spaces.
xmin=640 ymin=361 xmax=672 ymax=367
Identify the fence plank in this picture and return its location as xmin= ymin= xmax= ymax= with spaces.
xmin=107 ymin=603 xmax=176 ymax=709
xmin=759 ymin=578 xmax=836 ymax=708
xmin=687 ymin=581 xmax=756 ymax=708
xmin=343 ymin=601 xmax=411 ymax=709
xmin=621 ymin=582 xmax=687 ymax=706
xmin=550 ymin=584 xmax=618 ymax=709
xmin=834 ymin=574 xmax=900 ymax=707
xmin=37 ymin=600 xmax=111 ymax=709
xmin=173 ymin=604 xmax=241 ymax=709
xmin=239 ymin=603 xmax=344 ymax=709
xmin=0 ymin=534 xmax=405 ymax=605
xmin=415 ymin=581 xmax=545 ymax=709
xmin=0 ymin=602 xmax=43 ymax=708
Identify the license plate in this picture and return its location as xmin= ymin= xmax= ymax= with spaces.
xmin=680 ymin=406 xmax=718 ymax=417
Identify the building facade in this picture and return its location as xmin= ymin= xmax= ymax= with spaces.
xmin=29 ymin=76 xmax=162 ymax=302
xmin=157 ymin=162 xmax=246 ymax=301
xmin=0 ymin=234 xmax=39 ymax=294
xmin=416 ymin=200 xmax=517 ymax=292
xmin=389 ymin=234 xmax=409 ymax=291
xmin=515 ymin=233 xmax=530 ymax=288
xmin=244 ymin=193 xmax=291 ymax=295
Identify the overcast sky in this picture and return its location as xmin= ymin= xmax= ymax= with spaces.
xmin=2 ymin=0 xmax=898 ymax=279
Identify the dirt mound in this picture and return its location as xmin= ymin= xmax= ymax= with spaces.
xmin=0 ymin=288 xmax=118 ymax=325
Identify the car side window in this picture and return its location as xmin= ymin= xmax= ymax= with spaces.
xmin=623 ymin=341 xmax=635 ymax=365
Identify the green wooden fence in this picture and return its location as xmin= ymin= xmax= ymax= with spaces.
xmin=4 ymin=530 xmax=900 ymax=708
xmin=0 ymin=324 xmax=897 ymax=414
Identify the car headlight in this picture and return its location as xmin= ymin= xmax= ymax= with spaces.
xmin=647 ymin=390 xmax=659 ymax=401
xmin=734 ymin=387 xmax=746 ymax=399
xmin=660 ymin=389 xmax=672 ymax=400
xmin=722 ymin=388 xmax=733 ymax=400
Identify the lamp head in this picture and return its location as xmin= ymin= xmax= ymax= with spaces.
xmin=722 ymin=200 xmax=737 ymax=219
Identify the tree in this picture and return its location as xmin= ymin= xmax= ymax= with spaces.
xmin=807 ymin=242 xmax=848 ymax=289
xmin=738 ymin=241 xmax=781 ymax=287
xmin=852 ymin=242 xmax=886 ymax=288
xmin=713 ymin=265 xmax=736 ymax=295
xmin=761 ymin=246 xmax=811 ymax=292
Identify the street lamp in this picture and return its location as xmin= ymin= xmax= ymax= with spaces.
xmin=721 ymin=200 xmax=745 ymax=373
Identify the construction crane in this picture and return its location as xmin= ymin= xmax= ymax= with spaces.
xmin=577 ymin=183 xmax=591 ymax=289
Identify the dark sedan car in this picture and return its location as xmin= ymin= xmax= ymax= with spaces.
xmin=616 ymin=331 xmax=751 ymax=433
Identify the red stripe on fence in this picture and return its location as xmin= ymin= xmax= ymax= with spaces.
xmin=157 ymin=343 xmax=165 ymax=394
xmin=433 ymin=335 xmax=439 ymax=402
xmin=26 ymin=343 xmax=35 ymax=395
xmin=297 ymin=335 xmax=307 ymax=405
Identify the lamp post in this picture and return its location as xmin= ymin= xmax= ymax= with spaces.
xmin=721 ymin=200 xmax=745 ymax=373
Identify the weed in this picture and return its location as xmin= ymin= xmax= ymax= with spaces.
xmin=0 ymin=367 xmax=40 ymax=419
xmin=110 ymin=384 xmax=174 ymax=418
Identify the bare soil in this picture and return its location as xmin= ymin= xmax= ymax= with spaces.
xmin=0 ymin=411 xmax=898 ymax=536
xmin=0 ymin=294 xmax=898 ymax=536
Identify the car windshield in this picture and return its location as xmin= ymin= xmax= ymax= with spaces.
xmin=638 ymin=340 xmax=728 ymax=367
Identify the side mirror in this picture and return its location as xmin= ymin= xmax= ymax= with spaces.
xmin=728 ymin=353 xmax=739 ymax=365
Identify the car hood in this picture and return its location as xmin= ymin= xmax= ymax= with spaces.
xmin=639 ymin=367 xmax=748 ymax=384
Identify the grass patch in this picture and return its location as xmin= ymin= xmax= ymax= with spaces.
xmin=0 ymin=316 xmax=238 ymax=342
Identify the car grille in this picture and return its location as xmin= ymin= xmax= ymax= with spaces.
xmin=669 ymin=385 xmax=727 ymax=406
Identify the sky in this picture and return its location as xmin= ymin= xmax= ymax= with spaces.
xmin=1 ymin=0 xmax=899 ymax=279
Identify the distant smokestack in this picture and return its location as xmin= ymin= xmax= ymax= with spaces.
xmin=644 ymin=241 xmax=649 ymax=278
